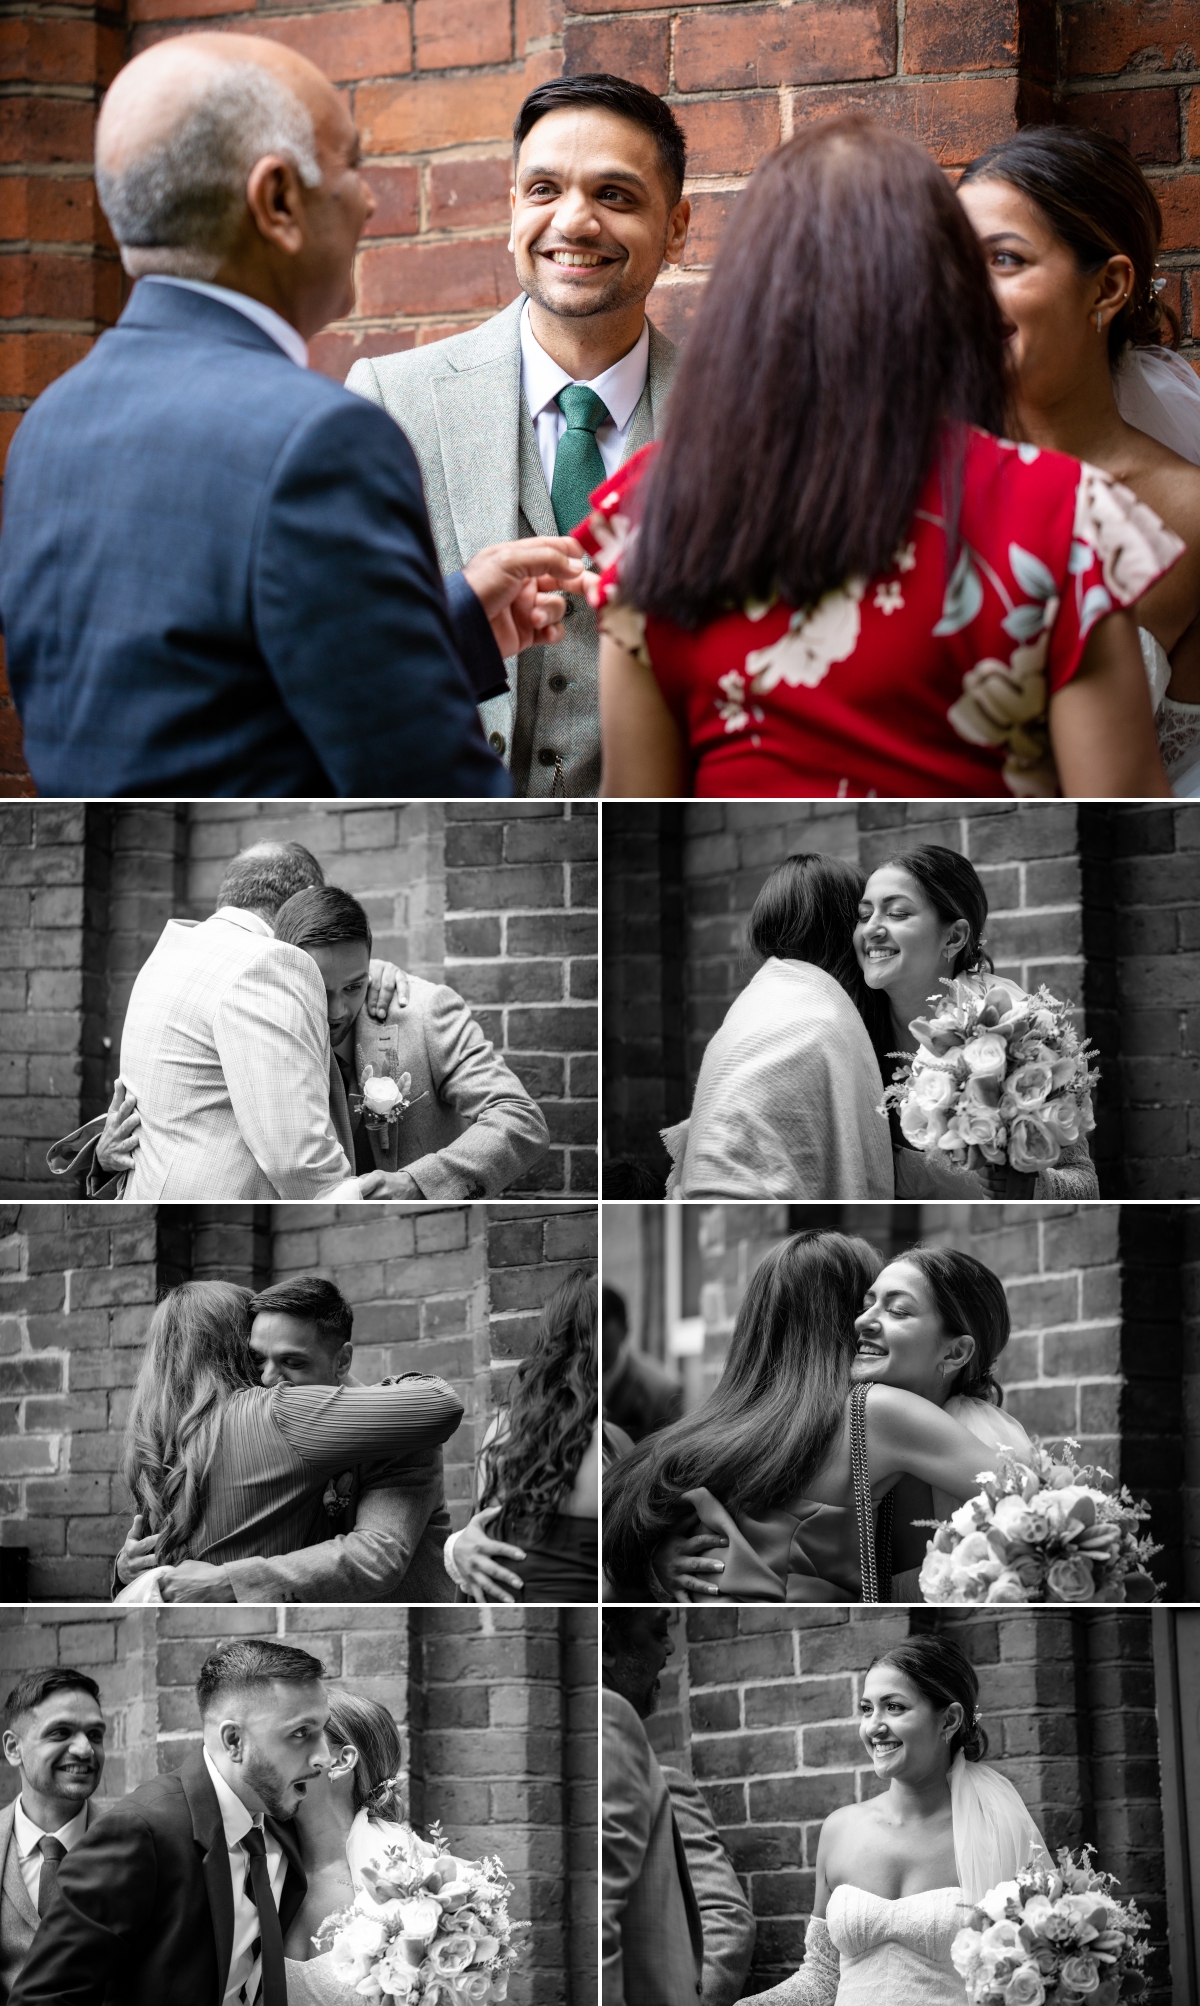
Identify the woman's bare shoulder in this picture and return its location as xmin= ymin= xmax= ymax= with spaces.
xmin=1118 ymin=426 xmax=1200 ymax=536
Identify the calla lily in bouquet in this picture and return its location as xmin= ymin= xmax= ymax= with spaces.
xmin=314 ymin=1820 xmax=528 ymax=2004
xmin=880 ymin=975 xmax=1098 ymax=1197
xmin=951 ymin=1846 xmax=1150 ymax=2005
xmin=917 ymin=1439 xmax=1160 ymax=1606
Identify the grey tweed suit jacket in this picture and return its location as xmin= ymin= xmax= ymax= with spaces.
xmin=346 ymin=296 xmax=678 ymax=799
xmin=0 ymin=1798 xmax=97 ymax=2005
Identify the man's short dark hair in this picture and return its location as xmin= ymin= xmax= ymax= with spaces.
xmin=217 ymin=842 xmax=325 ymax=918
xmin=3 ymin=1667 xmax=101 ymax=1732
xmin=601 ymin=1285 xmax=628 ymax=1331
xmin=514 ymin=74 xmax=687 ymax=206
xmin=196 ymin=1639 xmax=325 ymax=1716
xmin=272 ymin=884 xmax=373 ymax=956
xmin=249 ymin=1275 xmax=353 ymax=1354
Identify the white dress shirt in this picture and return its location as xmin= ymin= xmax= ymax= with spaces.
xmin=203 ymin=1751 xmax=288 ymax=2006
xmin=519 ymin=297 xmax=650 ymax=495
xmin=141 ymin=277 xmax=310 ymax=370
xmin=12 ymin=1798 xmax=89 ymax=1909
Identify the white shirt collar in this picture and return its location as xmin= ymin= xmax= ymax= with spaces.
xmin=13 ymin=1797 xmax=89 ymax=1860
xmin=213 ymin=906 xmax=275 ymax=937
xmin=141 ymin=277 xmax=309 ymax=371
xmin=203 ymin=1748 xmax=262 ymax=1849
xmin=519 ymin=297 xmax=649 ymax=432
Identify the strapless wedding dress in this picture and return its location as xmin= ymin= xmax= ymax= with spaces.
xmin=285 ymin=1954 xmax=353 ymax=2005
xmin=827 ymin=1884 xmax=969 ymax=2004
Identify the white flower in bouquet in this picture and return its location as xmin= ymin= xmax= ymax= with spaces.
xmin=426 ymin=1933 xmax=477 ymax=1976
xmin=329 ymin=1914 xmax=390 ymax=1985
xmin=456 ymin=1973 xmax=495 ymax=2005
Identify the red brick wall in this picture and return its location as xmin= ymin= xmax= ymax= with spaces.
xmin=642 ymin=1606 xmax=1168 ymax=2000
xmin=0 ymin=1198 xmax=596 ymax=1594
xmin=0 ymin=1603 xmax=598 ymax=2006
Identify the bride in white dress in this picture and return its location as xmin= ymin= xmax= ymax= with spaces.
xmin=749 ymin=1635 xmax=1044 ymax=2004
xmin=283 ymin=1691 xmax=417 ymax=2006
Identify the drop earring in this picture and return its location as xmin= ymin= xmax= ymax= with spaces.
xmin=1096 ymin=310 xmax=1103 ymax=334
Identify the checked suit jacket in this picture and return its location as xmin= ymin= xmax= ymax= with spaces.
xmin=117 ymin=907 xmax=353 ymax=1202
xmin=347 ymin=296 xmax=678 ymax=798
xmin=8 ymin=1752 xmax=305 ymax=2006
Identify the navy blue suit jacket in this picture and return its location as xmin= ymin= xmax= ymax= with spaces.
xmin=0 ymin=282 xmax=511 ymax=797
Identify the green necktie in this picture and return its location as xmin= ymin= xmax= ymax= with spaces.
xmin=550 ymin=383 xmax=609 ymax=534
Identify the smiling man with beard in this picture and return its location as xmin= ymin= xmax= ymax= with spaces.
xmin=347 ymin=74 xmax=691 ymax=797
xmin=0 ymin=1671 xmax=107 ymax=2004
xmin=9 ymin=1641 xmax=329 ymax=2006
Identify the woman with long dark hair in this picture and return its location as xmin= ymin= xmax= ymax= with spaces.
xmin=445 ymin=1267 xmax=599 ymax=1602
xmin=959 ymin=125 xmax=1200 ymax=792
xmin=603 ymin=1233 xmax=1030 ymax=1605
xmin=584 ymin=117 xmax=1178 ymax=799
xmin=664 ymin=853 xmax=893 ymax=1198
xmin=752 ymin=1635 xmax=1044 ymax=2004
xmin=854 ymin=844 xmax=1099 ymax=1199
xmin=116 ymin=1280 xmax=464 ymax=1600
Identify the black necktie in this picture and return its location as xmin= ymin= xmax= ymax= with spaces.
xmin=37 ymin=1836 xmax=66 ymax=1918
xmin=240 ymin=1825 xmax=286 ymax=2006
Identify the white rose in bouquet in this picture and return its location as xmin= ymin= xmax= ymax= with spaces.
xmin=329 ymin=1914 xmax=390 ymax=1985
xmin=395 ymin=1897 xmax=444 ymax=1942
xmin=911 ymin=1065 xmax=957 ymax=1111
xmin=1007 ymin=1112 xmax=1057 ymax=1174
xmin=427 ymin=1933 xmax=477 ymax=1975
xmin=960 ymin=1032 xmax=1009 ymax=1082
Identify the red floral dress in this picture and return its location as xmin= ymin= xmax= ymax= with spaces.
xmin=577 ymin=429 xmax=1183 ymax=798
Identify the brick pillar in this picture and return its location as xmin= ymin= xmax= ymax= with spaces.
xmin=443 ymin=803 xmax=597 ymax=1198
xmin=0 ymin=804 xmax=88 ymax=1196
xmin=601 ymin=802 xmax=686 ymax=1180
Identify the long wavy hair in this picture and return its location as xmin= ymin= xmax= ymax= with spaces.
xmin=326 ymin=1690 xmax=405 ymax=1821
xmin=479 ymin=1268 xmax=597 ymax=1540
xmin=603 ymin=1231 xmax=882 ymax=1598
xmin=121 ymin=1281 xmax=258 ymax=1564
xmin=620 ymin=115 xmax=1008 ymax=628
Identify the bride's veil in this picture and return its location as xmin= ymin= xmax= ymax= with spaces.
xmin=949 ymin=1750 xmax=1045 ymax=1904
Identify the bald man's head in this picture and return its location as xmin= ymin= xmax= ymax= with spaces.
xmin=96 ymin=36 xmax=333 ymax=278
xmin=216 ymin=840 xmax=326 ymax=918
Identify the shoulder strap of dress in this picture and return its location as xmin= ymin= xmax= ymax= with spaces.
xmin=848 ymin=1382 xmax=893 ymax=1604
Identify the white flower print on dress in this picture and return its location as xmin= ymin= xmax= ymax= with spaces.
xmin=874 ymin=581 xmax=904 ymax=616
xmin=744 ymin=578 xmax=866 ymax=693
xmin=1071 ymin=461 xmax=1184 ymax=607
xmin=715 ymin=670 xmax=751 ymax=734
xmin=893 ymin=540 xmax=917 ymax=573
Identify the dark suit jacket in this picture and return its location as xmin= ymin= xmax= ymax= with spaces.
xmin=0 ymin=281 xmax=511 ymax=798
xmin=8 ymin=1751 xmax=306 ymax=2006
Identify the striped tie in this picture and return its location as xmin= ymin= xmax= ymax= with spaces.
xmin=240 ymin=1826 xmax=286 ymax=2006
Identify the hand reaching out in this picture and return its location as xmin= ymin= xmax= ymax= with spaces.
xmin=115 ymin=1512 xmax=158 ymax=1585
xmin=462 ymin=538 xmax=587 ymax=658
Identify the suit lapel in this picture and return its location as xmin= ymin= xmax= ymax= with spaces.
xmin=181 ymin=1754 xmax=234 ymax=2003
xmin=517 ymin=394 xmax=558 ymax=539
xmin=0 ymin=1805 xmax=37 ymax=1933
xmin=328 ymin=1054 xmax=356 ymax=1168
xmin=430 ymin=299 xmax=524 ymax=562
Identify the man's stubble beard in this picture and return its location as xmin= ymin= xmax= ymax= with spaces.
xmin=519 ymin=250 xmax=659 ymax=324
xmin=242 ymin=1748 xmax=300 ymax=1822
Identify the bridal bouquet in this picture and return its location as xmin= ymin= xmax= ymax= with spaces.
xmin=951 ymin=1846 xmax=1150 ymax=2005
xmin=315 ymin=1820 xmax=528 ymax=2004
xmin=918 ymin=1440 xmax=1159 ymax=1605
xmin=880 ymin=975 xmax=1097 ymax=1183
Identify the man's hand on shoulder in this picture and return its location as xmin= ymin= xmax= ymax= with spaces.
xmin=463 ymin=538 xmax=587 ymax=657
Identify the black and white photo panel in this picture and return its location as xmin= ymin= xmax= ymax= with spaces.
xmin=601 ymin=800 xmax=1199 ymax=1201
xmin=0 ymin=1201 xmax=598 ymax=1607
xmin=601 ymin=1199 xmax=1192 ymax=1608
xmin=0 ymin=799 xmax=598 ymax=1202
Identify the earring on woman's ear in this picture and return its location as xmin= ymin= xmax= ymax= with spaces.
xmin=1096 ymin=309 xmax=1104 ymax=334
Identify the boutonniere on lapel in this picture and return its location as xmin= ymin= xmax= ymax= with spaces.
xmin=351 ymin=1023 xmax=428 ymax=1169
xmin=323 ymin=1471 xmax=355 ymax=1518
